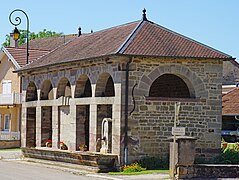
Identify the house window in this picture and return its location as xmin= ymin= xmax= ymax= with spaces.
xmin=4 ymin=114 xmax=11 ymax=131
xmin=2 ymin=80 xmax=12 ymax=94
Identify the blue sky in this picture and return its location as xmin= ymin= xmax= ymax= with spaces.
xmin=1 ymin=0 xmax=238 ymax=59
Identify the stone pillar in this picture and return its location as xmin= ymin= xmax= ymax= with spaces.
xmin=89 ymin=104 xmax=97 ymax=151
xmin=68 ymin=104 xmax=76 ymax=151
xmin=21 ymin=106 xmax=27 ymax=147
xmin=112 ymin=83 xmax=121 ymax=155
xmin=52 ymin=105 xmax=59 ymax=149
xmin=169 ymin=136 xmax=197 ymax=179
xmin=35 ymin=106 xmax=41 ymax=147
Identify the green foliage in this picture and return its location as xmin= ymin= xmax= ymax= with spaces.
xmin=195 ymin=143 xmax=239 ymax=164
xmin=2 ymin=29 xmax=63 ymax=47
xmin=122 ymin=162 xmax=146 ymax=173
xmin=138 ymin=156 xmax=169 ymax=170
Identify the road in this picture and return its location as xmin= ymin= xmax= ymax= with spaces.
xmin=0 ymin=160 xmax=101 ymax=180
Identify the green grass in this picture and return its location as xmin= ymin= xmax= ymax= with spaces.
xmin=108 ymin=169 xmax=169 ymax=175
xmin=0 ymin=148 xmax=21 ymax=151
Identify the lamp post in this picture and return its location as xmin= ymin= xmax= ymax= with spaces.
xmin=9 ymin=9 xmax=29 ymax=64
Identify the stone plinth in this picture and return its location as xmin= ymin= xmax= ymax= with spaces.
xmin=169 ymin=136 xmax=197 ymax=179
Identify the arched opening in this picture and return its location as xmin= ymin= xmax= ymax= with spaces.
xmin=95 ymin=73 xmax=115 ymax=97
xmin=75 ymin=75 xmax=92 ymax=98
xmin=26 ymin=82 xmax=38 ymax=102
xmin=149 ymin=74 xmax=195 ymax=98
xmin=40 ymin=80 xmax=54 ymax=100
xmin=56 ymin=77 xmax=71 ymax=99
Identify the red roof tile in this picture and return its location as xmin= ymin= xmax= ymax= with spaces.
xmin=17 ymin=19 xmax=232 ymax=71
xmin=123 ymin=21 xmax=231 ymax=58
xmin=222 ymin=88 xmax=239 ymax=115
xmin=21 ymin=21 xmax=140 ymax=70
xmin=5 ymin=47 xmax=49 ymax=67
xmin=19 ymin=34 xmax=77 ymax=51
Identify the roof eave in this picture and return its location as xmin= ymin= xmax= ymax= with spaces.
xmin=1 ymin=47 xmax=21 ymax=69
xmin=15 ymin=53 xmax=120 ymax=74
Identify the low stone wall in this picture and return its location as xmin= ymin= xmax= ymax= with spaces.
xmin=194 ymin=164 xmax=239 ymax=178
xmin=0 ymin=140 xmax=20 ymax=149
xmin=22 ymin=148 xmax=118 ymax=173
xmin=176 ymin=164 xmax=239 ymax=179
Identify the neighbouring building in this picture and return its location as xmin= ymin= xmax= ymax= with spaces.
xmin=222 ymin=88 xmax=239 ymax=142
xmin=0 ymin=34 xmax=76 ymax=148
xmin=17 ymin=10 xmax=233 ymax=164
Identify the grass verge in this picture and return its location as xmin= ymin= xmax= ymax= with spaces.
xmin=108 ymin=169 xmax=169 ymax=175
xmin=0 ymin=148 xmax=21 ymax=151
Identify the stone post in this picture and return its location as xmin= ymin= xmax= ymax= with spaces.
xmin=169 ymin=136 xmax=197 ymax=179
xmin=52 ymin=105 xmax=59 ymax=149
xmin=89 ymin=104 xmax=97 ymax=151
xmin=21 ymin=106 xmax=27 ymax=147
xmin=35 ymin=106 xmax=41 ymax=147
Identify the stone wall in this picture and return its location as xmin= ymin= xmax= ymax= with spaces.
xmin=194 ymin=164 xmax=239 ymax=178
xmin=126 ymin=57 xmax=223 ymax=162
xmin=223 ymin=60 xmax=239 ymax=85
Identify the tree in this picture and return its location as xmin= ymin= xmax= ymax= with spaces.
xmin=2 ymin=29 xmax=63 ymax=47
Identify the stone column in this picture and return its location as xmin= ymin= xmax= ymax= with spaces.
xmin=112 ymin=84 xmax=121 ymax=155
xmin=21 ymin=106 xmax=27 ymax=147
xmin=35 ymin=106 xmax=41 ymax=147
xmin=89 ymin=104 xmax=97 ymax=151
xmin=68 ymin=104 xmax=76 ymax=151
xmin=52 ymin=105 xmax=59 ymax=149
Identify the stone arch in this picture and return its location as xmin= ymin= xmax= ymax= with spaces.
xmin=26 ymin=81 xmax=38 ymax=102
xmin=40 ymin=80 xmax=54 ymax=100
xmin=138 ymin=65 xmax=205 ymax=98
xmin=75 ymin=75 xmax=92 ymax=98
xmin=95 ymin=73 xmax=115 ymax=97
xmin=149 ymin=74 xmax=194 ymax=98
xmin=56 ymin=77 xmax=71 ymax=99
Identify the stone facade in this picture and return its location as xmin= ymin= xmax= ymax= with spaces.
xmin=20 ymin=55 xmax=223 ymax=164
xmin=126 ymin=57 xmax=222 ymax=162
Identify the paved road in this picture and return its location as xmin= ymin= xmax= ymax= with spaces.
xmin=0 ymin=160 xmax=101 ymax=180
xmin=0 ymin=149 xmax=170 ymax=180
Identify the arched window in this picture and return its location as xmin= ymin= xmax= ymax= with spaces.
xmin=149 ymin=74 xmax=194 ymax=98
xmin=95 ymin=73 xmax=115 ymax=97
xmin=75 ymin=75 xmax=92 ymax=98
xmin=26 ymin=82 xmax=38 ymax=102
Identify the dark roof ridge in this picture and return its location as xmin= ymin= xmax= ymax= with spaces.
xmin=146 ymin=21 xmax=232 ymax=58
xmin=116 ymin=20 xmax=145 ymax=54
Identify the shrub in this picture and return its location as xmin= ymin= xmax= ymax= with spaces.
xmin=195 ymin=144 xmax=239 ymax=164
xmin=138 ymin=156 xmax=169 ymax=170
xmin=122 ymin=162 xmax=146 ymax=173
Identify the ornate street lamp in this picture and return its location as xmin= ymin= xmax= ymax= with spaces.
xmin=9 ymin=9 xmax=29 ymax=64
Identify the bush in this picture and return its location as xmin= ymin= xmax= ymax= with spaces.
xmin=122 ymin=162 xmax=146 ymax=173
xmin=138 ymin=156 xmax=169 ymax=170
xmin=195 ymin=144 xmax=239 ymax=164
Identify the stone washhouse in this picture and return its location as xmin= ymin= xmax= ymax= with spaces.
xmin=17 ymin=11 xmax=233 ymax=165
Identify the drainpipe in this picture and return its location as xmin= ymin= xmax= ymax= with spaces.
xmin=124 ymin=58 xmax=132 ymax=165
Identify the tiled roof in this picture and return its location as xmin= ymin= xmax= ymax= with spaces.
xmin=5 ymin=47 xmax=49 ymax=67
xmin=123 ymin=21 xmax=231 ymax=58
xmin=222 ymin=88 xmax=239 ymax=115
xmin=4 ymin=34 xmax=77 ymax=67
xmin=19 ymin=34 xmax=77 ymax=51
xmin=20 ymin=21 xmax=140 ymax=70
xmin=18 ymin=19 xmax=232 ymax=71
